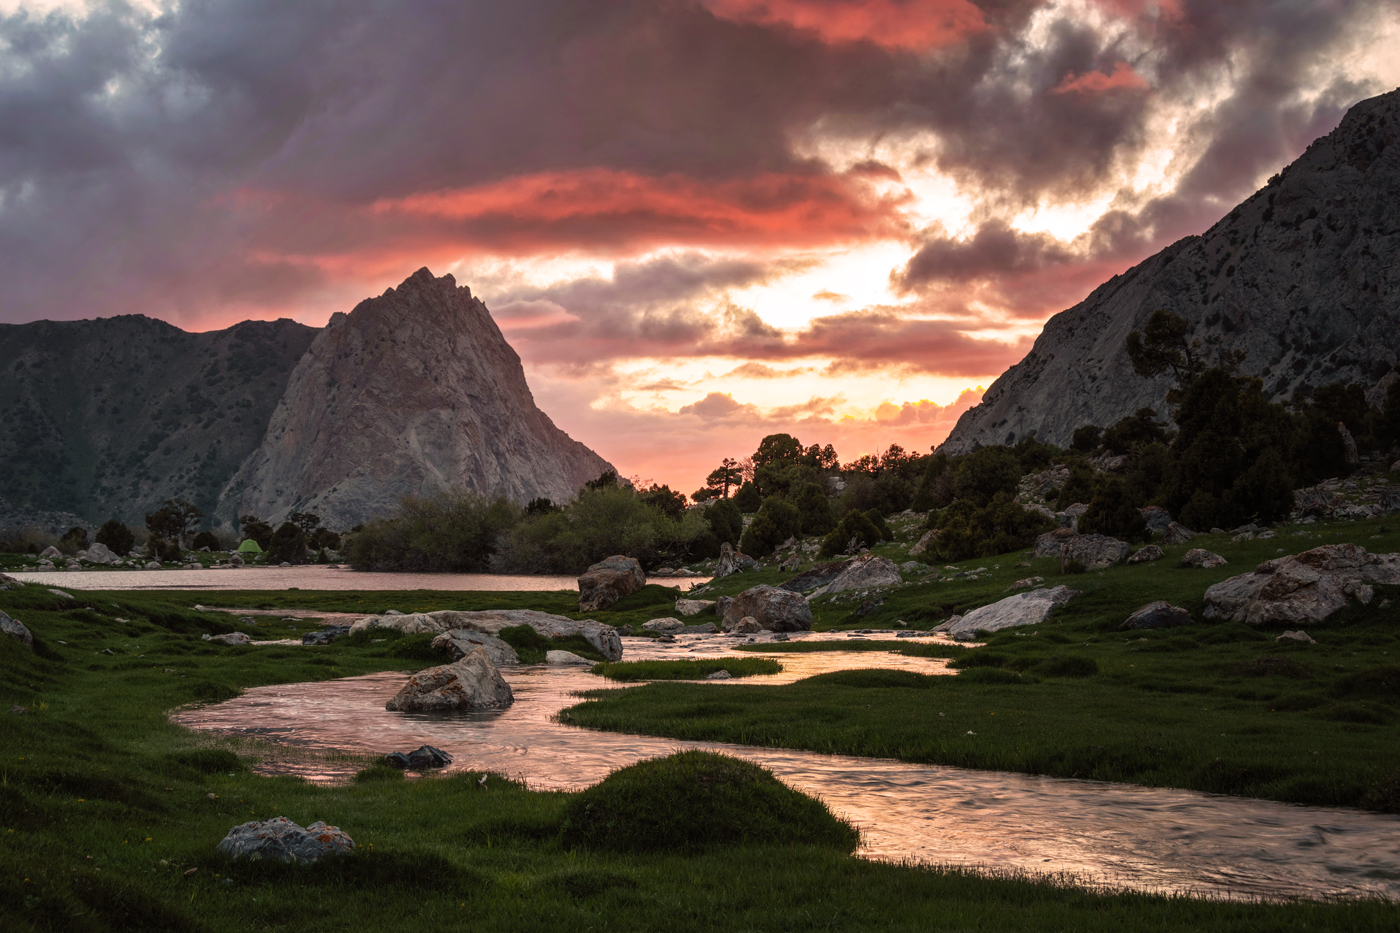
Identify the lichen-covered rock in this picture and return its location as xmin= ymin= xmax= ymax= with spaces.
xmin=217 ymin=816 xmax=354 ymax=863
xmin=1140 ymin=506 xmax=1172 ymax=535
xmin=1203 ymin=544 xmax=1400 ymax=626
xmin=1060 ymin=534 xmax=1129 ymax=572
xmin=430 ymin=629 xmax=520 ymax=666
xmin=809 ymin=554 xmax=902 ymax=597
xmin=1005 ymin=576 xmax=1044 ymax=592
xmin=1181 ymin=548 xmax=1227 ymax=569
xmin=1163 ymin=522 xmax=1198 ymax=545
xmin=1032 ymin=528 xmax=1077 ymax=558
xmin=1127 ymin=545 xmax=1164 ymax=564
xmin=943 ymin=586 xmax=1079 ymax=636
xmin=384 ymin=646 xmax=513 ymax=711
xmin=642 ymin=618 xmax=686 ymax=635
xmin=1121 ymin=601 xmax=1193 ymax=629
xmin=0 ymin=611 xmax=33 ymax=650
xmin=674 ymin=598 xmax=715 ymax=617
xmin=351 ymin=609 xmax=621 ymax=661
xmin=578 ymin=555 xmax=645 ymax=612
xmin=721 ymin=585 xmax=813 ymax=632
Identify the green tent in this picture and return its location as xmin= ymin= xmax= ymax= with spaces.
xmin=237 ymin=539 xmax=264 ymax=554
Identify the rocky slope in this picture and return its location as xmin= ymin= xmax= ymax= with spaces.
xmin=940 ymin=87 xmax=1400 ymax=453
xmin=220 ymin=269 xmax=614 ymax=528
xmin=0 ymin=316 xmax=317 ymax=528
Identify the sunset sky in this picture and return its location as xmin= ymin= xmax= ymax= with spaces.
xmin=3 ymin=1 xmax=1398 ymax=497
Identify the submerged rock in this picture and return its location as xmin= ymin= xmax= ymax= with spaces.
xmin=384 ymin=646 xmax=513 ymax=712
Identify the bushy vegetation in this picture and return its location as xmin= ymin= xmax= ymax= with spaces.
xmin=348 ymin=490 xmax=522 ymax=572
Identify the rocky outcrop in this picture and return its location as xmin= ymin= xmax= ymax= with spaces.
xmin=430 ymin=630 xmax=520 ymax=666
xmin=938 ymin=586 xmax=1079 ymax=636
xmin=809 ymin=554 xmax=902 ymax=597
xmin=941 ymin=89 xmax=1400 ymax=452
xmin=578 ymin=555 xmax=645 ymax=612
xmin=778 ymin=558 xmax=855 ymax=594
xmin=217 ymin=817 xmax=354 ymax=863
xmin=1060 ymin=534 xmax=1129 ymax=572
xmin=720 ymin=585 xmax=813 ymax=632
xmin=1203 ymin=543 xmax=1400 ymax=626
xmin=222 ymin=268 xmax=614 ymax=528
xmin=1127 ymin=545 xmax=1164 ymax=564
xmin=674 ymin=598 xmax=715 ymax=617
xmin=351 ymin=608 xmax=622 ymax=661
xmin=1032 ymin=528 xmax=1077 ymax=558
xmin=1121 ymin=601 xmax=1193 ymax=630
xmin=0 ymin=611 xmax=32 ymax=650
xmin=384 ymin=646 xmax=514 ymax=711
xmin=714 ymin=542 xmax=758 ymax=578
xmin=1163 ymin=523 xmax=1198 ymax=545
xmin=1181 ymin=549 xmax=1227 ymax=569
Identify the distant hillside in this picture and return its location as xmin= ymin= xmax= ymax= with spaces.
xmin=941 ymin=86 xmax=1400 ymax=453
xmin=0 ymin=317 xmax=317 ymax=528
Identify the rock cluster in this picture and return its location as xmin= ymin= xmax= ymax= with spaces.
xmin=351 ymin=608 xmax=622 ymax=661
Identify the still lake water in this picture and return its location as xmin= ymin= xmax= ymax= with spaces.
xmin=177 ymin=632 xmax=1400 ymax=902
xmin=8 ymin=566 xmax=709 ymax=592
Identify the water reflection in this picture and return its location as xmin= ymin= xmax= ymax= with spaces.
xmin=177 ymin=635 xmax=1400 ymax=902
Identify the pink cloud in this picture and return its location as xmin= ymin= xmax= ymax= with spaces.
xmin=704 ymin=0 xmax=989 ymax=50
xmin=1052 ymin=62 xmax=1151 ymax=96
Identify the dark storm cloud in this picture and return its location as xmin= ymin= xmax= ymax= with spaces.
xmin=894 ymin=219 xmax=1073 ymax=289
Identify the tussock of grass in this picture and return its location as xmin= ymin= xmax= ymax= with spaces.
xmin=589 ymin=658 xmax=781 ymax=681
xmin=559 ymin=751 xmax=858 ymax=854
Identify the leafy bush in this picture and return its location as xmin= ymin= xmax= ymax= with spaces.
xmin=1077 ymin=478 xmax=1149 ymax=542
xmin=57 ymin=525 xmax=89 ymax=554
xmin=267 ymin=522 xmax=307 ymax=564
xmin=930 ymin=493 xmax=1055 ymax=561
xmin=559 ymin=751 xmax=858 ymax=853
xmin=94 ymin=519 xmax=135 ymax=556
xmin=1071 ymin=424 xmax=1102 ymax=452
xmin=704 ymin=498 xmax=743 ymax=546
xmin=350 ymin=489 xmax=522 ymax=572
xmin=952 ymin=446 xmax=1023 ymax=507
xmin=739 ymin=497 xmax=801 ymax=557
xmin=793 ymin=483 xmax=835 ymax=536
xmin=731 ymin=481 xmax=761 ymax=512
xmin=1055 ymin=462 xmax=1096 ymax=509
xmin=819 ymin=509 xmax=884 ymax=557
xmin=191 ymin=530 xmax=220 ymax=551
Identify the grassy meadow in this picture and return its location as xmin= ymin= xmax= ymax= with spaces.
xmin=3 ymin=516 xmax=1400 ymax=928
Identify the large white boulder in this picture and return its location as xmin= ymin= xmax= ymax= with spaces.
xmin=384 ymin=646 xmax=514 ymax=711
xmin=809 ymin=554 xmax=902 ymax=597
xmin=941 ymin=586 xmax=1079 ymax=637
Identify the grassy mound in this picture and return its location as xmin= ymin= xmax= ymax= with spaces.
xmin=559 ymin=751 xmax=858 ymax=854
xmin=590 ymin=658 xmax=781 ymax=681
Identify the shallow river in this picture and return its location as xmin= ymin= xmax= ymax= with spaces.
xmin=9 ymin=566 xmax=708 ymax=592
xmin=177 ymin=633 xmax=1400 ymax=902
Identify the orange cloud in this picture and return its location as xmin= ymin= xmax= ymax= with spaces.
xmin=1052 ymin=62 xmax=1151 ymax=95
xmin=704 ymin=0 xmax=988 ymax=50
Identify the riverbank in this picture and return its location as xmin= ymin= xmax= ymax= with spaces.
xmin=2 ymin=588 xmax=1396 ymax=930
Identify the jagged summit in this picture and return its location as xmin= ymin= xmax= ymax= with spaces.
xmin=219 ymin=268 xmax=614 ymax=527
xmin=940 ymin=86 xmax=1400 ymax=454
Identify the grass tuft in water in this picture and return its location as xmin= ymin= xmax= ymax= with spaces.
xmin=589 ymin=658 xmax=781 ymax=681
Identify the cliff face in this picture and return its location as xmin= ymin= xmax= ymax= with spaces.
xmin=220 ymin=268 xmax=615 ymax=528
xmin=940 ymin=87 xmax=1400 ymax=454
xmin=0 ymin=316 xmax=317 ymax=527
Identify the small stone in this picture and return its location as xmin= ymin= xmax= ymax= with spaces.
xmin=706 ymin=669 xmax=732 ymax=680
xmin=546 ymin=650 xmax=593 ymax=665
xmin=1276 ymin=630 xmax=1317 ymax=645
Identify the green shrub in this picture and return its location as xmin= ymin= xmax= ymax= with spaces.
xmin=794 ymin=483 xmax=835 ymax=536
xmin=739 ymin=497 xmax=801 ymax=557
xmin=351 ymin=488 xmax=522 ymax=572
xmin=94 ymin=519 xmax=135 ymax=556
xmin=1055 ymin=462 xmax=1096 ymax=509
xmin=1077 ymin=478 xmax=1149 ymax=542
xmin=952 ymin=446 xmax=1023 ymax=507
xmin=819 ymin=508 xmax=883 ymax=557
xmin=930 ymin=493 xmax=1054 ymax=562
xmin=267 ymin=522 xmax=307 ymax=564
xmin=559 ymin=751 xmax=858 ymax=853
xmin=705 ymin=497 xmax=743 ymax=546
xmin=731 ymin=481 xmax=761 ymax=512
xmin=191 ymin=530 xmax=220 ymax=551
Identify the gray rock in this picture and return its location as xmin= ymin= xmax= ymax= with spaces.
xmin=578 ymin=555 xmax=645 ymax=612
xmin=546 ymin=649 xmax=593 ymax=665
xmin=900 ymin=561 xmax=925 ymax=573
xmin=778 ymin=558 xmax=854 ymax=594
xmin=47 ymin=589 xmax=73 ymax=599
xmin=1005 ymin=576 xmax=1044 ymax=592
xmin=1127 ymin=545 xmax=1164 ymax=564
xmin=85 ymin=542 xmax=119 ymax=564
xmin=1181 ymin=548 xmax=1228 ymax=569
xmin=1203 ymin=543 xmax=1400 ymax=626
xmin=682 ymin=622 xmax=718 ymax=635
xmin=808 ymin=554 xmax=902 ymax=597
xmin=1162 ymin=522 xmax=1198 ymax=545
xmin=706 ymin=669 xmax=732 ymax=680
xmin=1277 ymin=630 xmax=1317 ymax=645
xmin=430 ymin=629 xmax=520 ymax=666
xmin=350 ymin=608 xmax=622 ymax=661
xmin=715 ymin=542 xmax=758 ymax=578
xmin=674 ymin=598 xmax=715 ymax=617
xmin=0 ymin=611 xmax=33 ymax=649
xmin=946 ymin=586 xmax=1079 ymax=636
xmin=229 ymin=553 xmax=245 ymax=567
xmin=908 ymin=530 xmax=936 ymax=557
xmin=1032 ymin=528 xmax=1078 ymax=558
xmin=1060 ymin=534 xmax=1129 ymax=572
xmin=729 ymin=616 xmax=761 ymax=634
xmin=384 ymin=646 xmax=513 ymax=711
xmin=721 ymin=584 xmax=813 ymax=632
xmin=1121 ymin=601 xmax=1193 ymax=629
xmin=1140 ymin=506 xmax=1172 ymax=535
xmin=217 ymin=817 xmax=354 ymax=863
xmin=1062 ymin=503 xmax=1089 ymax=531
xmin=203 ymin=632 xmax=252 ymax=645
xmin=642 ymin=617 xmax=686 ymax=635
xmin=39 ymin=546 xmax=61 ymax=560
xmin=384 ymin=745 xmax=452 ymax=769
xmin=144 ymin=560 xmax=162 ymax=569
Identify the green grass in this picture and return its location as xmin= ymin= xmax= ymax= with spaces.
xmin=0 ymin=583 xmax=1396 ymax=929
xmin=589 ymin=657 xmax=782 ymax=681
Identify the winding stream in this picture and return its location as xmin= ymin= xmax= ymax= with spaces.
xmin=177 ymin=634 xmax=1400 ymax=902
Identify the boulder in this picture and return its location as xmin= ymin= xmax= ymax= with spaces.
xmin=1140 ymin=506 xmax=1172 ymax=535
xmin=1062 ymin=503 xmax=1089 ymax=531
xmin=85 ymin=542 xmax=119 ymax=564
xmin=1032 ymin=527 xmax=1077 ymax=558
xmin=809 ymin=554 xmax=902 ymax=597
xmin=729 ymin=616 xmax=761 ymax=634
xmin=642 ymin=618 xmax=686 ymax=635
xmin=350 ymin=609 xmax=622 ymax=661
xmin=721 ymin=585 xmax=813 ymax=632
xmin=1181 ymin=548 xmax=1227 ymax=569
xmin=0 ymin=611 xmax=33 ymax=650
xmin=1060 ymin=534 xmax=1129 ymax=572
xmin=144 ymin=560 xmax=162 ymax=569
xmin=1203 ymin=544 xmax=1400 ymax=626
xmin=683 ymin=622 xmax=718 ymax=634
xmin=1127 ymin=545 xmax=1164 ymax=564
xmin=944 ymin=586 xmax=1079 ymax=637
xmin=1162 ymin=522 xmax=1197 ymax=545
xmin=778 ymin=558 xmax=854 ymax=594
xmin=1292 ymin=484 xmax=1345 ymax=518
xmin=674 ymin=598 xmax=715 ymax=617
xmin=1277 ymin=630 xmax=1317 ymax=645
xmin=706 ymin=669 xmax=732 ymax=680
xmin=203 ymin=632 xmax=252 ymax=646
xmin=546 ymin=650 xmax=593 ymax=665
xmin=429 ymin=629 xmax=520 ymax=666
xmin=229 ymin=554 xmax=245 ymax=567
xmin=39 ymin=546 xmax=61 ymax=560
xmin=384 ymin=646 xmax=513 ymax=711
xmin=384 ymin=745 xmax=452 ymax=769
xmin=908 ymin=530 xmax=936 ymax=557
xmin=1121 ymin=601 xmax=1193 ymax=629
xmin=1005 ymin=576 xmax=1044 ymax=592
xmin=217 ymin=817 xmax=354 ymax=863
xmin=715 ymin=542 xmax=758 ymax=578
xmin=577 ymin=555 xmax=645 ymax=612
xmin=1339 ymin=422 xmax=1360 ymax=466
xmin=302 ymin=625 xmax=352 ymax=646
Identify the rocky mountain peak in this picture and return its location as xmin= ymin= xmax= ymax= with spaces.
xmin=940 ymin=86 xmax=1400 ymax=454
xmin=219 ymin=268 xmax=614 ymax=528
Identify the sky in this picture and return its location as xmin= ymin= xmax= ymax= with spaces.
xmin=2 ymin=1 xmax=1398 ymax=497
